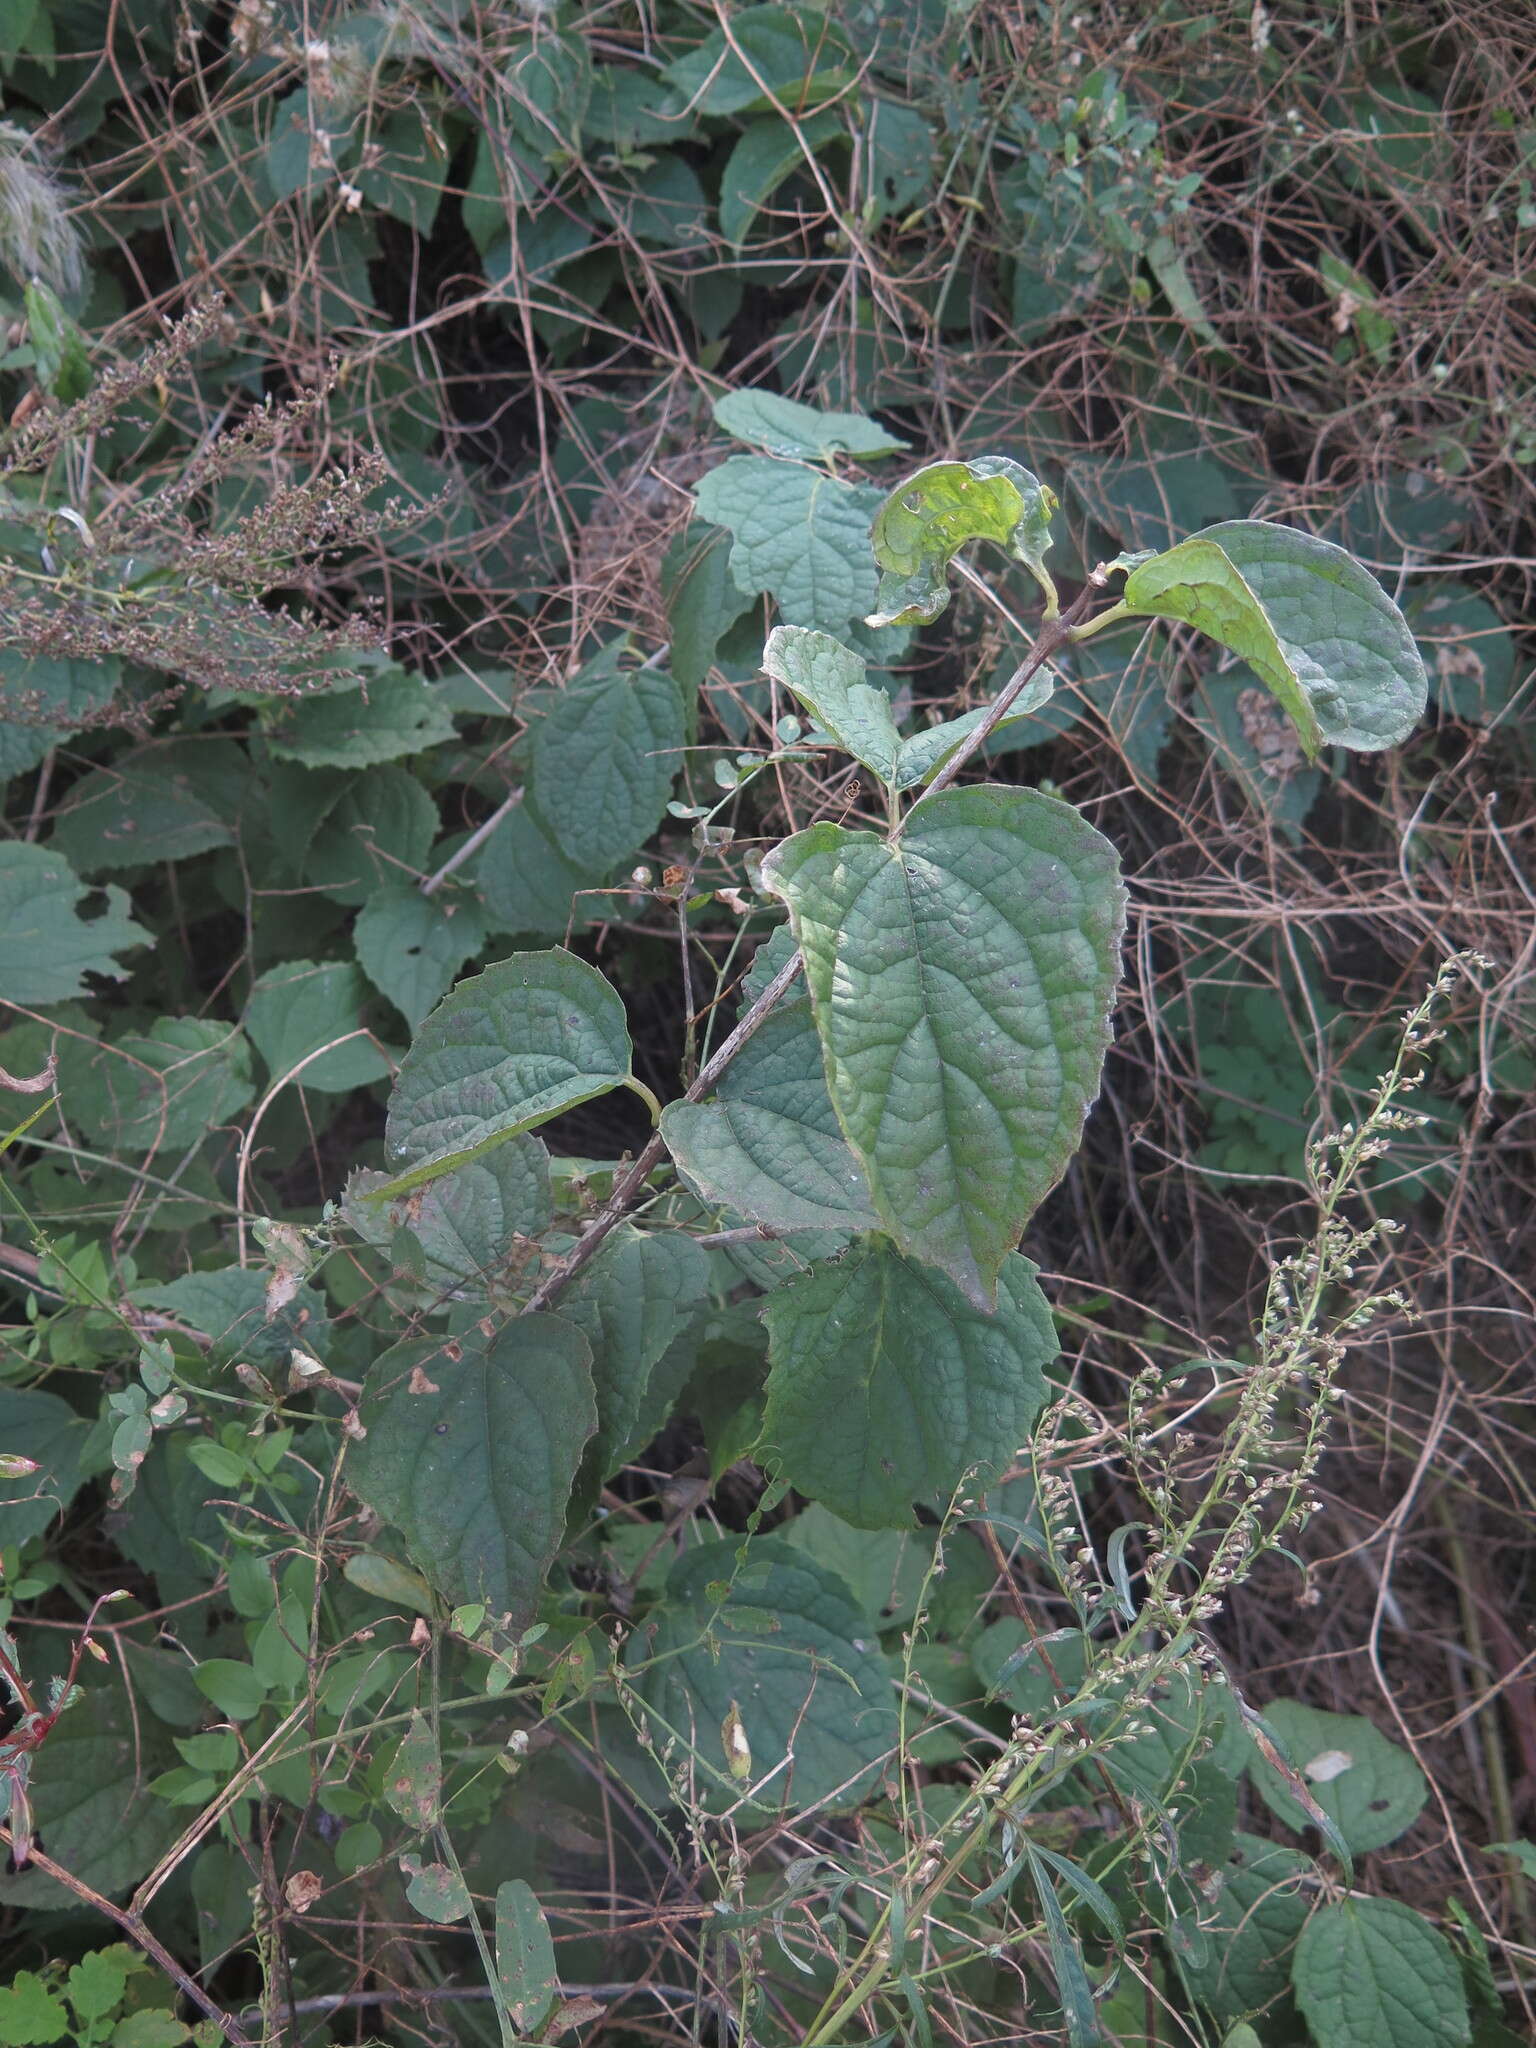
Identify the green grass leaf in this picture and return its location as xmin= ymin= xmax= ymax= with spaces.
xmin=762 ymin=1242 xmax=1057 ymax=1526
xmin=350 ymin=1319 xmax=597 ymax=1625
xmin=0 ymin=845 xmax=148 ymax=1004
xmin=1119 ymin=522 xmax=1427 ymax=757
xmin=763 ymin=786 xmax=1125 ymax=1307
xmin=1293 ymin=1897 xmax=1470 ymax=2048
xmin=381 ymin=950 xmax=634 ymax=1196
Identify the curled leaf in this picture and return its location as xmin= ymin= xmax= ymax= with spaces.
xmin=867 ymin=457 xmax=1059 ymax=627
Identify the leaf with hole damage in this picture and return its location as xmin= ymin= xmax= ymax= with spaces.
xmin=867 ymin=458 xmax=1059 ymax=627
xmin=355 ymin=882 xmax=488 ymax=1031
xmin=530 ymin=668 xmax=687 ymax=872
xmin=1292 ymin=1897 xmax=1469 ymax=2048
xmin=349 ymin=1318 xmax=596 ymax=1626
xmin=381 ymin=950 xmax=634 ymax=1196
xmin=630 ymin=1537 xmax=898 ymax=1813
xmin=0 ymin=845 xmax=148 ymax=1004
xmin=663 ymin=992 xmax=878 ymax=1236
xmin=695 ymin=458 xmax=885 ymax=634
xmin=714 ymin=388 xmax=908 ymax=462
xmin=1248 ymin=1699 xmax=1428 ymax=1853
xmin=762 ymin=1243 xmax=1057 ymax=1527
xmin=762 ymin=786 xmax=1125 ymax=1307
xmin=1119 ymin=522 xmax=1426 ymax=758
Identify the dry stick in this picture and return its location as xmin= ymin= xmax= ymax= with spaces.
xmin=0 ymin=1829 xmax=254 ymax=2047
xmin=519 ymin=579 xmax=1098 ymax=1317
xmin=419 ymin=787 xmax=523 ymax=897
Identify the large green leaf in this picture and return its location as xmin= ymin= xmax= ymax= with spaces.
xmin=355 ymin=882 xmax=488 ymax=1031
xmin=342 ymin=1139 xmax=551 ymax=1293
xmin=559 ymin=1226 xmax=711 ymax=1511
xmin=761 ymin=1242 xmax=1057 ymax=1527
xmin=382 ymin=950 xmax=634 ymax=1196
xmin=49 ymin=740 xmax=248 ymax=873
xmin=718 ymin=110 xmax=841 ymax=247
xmin=0 ymin=845 xmax=148 ymax=1004
xmin=714 ymin=389 xmax=908 ymax=462
xmin=1248 ymin=1699 xmax=1428 ymax=1853
xmin=662 ymin=5 xmax=852 ymax=115
xmin=530 ymin=668 xmax=688 ymax=871
xmin=762 ymin=786 xmax=1125 ymax=1307
xmin=694 ymin=458 xmax=885 ymax=633
xmin=0 ymin=651 xmax=119 ymax=783
xmin=1117 ymin=522 xmax=1427 ymax=757
xmin=0 ymin=1388 xmax=93 ymax=1546
xmin=662 ymin=996 xmax=877 ymax=1234
xmin=1175 ymin=1833 xmax=1313 ymax=2025
xmin=661 ymin=523 xmax=758 ymax=692
xmin=245 ymin=959 xmax=391 ymax=1093
xmin=1292 ymin=1898 xmax=1470 ymax=2048
xmin=867 ymin=457 xmax=1059 ymax=627
xmin=473 ymin=798 xmax=603 ymax=939
xmin=265 ymin=668 xmax=456 ymax=768
xmin=631 ymin=1537 xmax=899 ymax=1813
xmin=349 ymin=1318 xmax=597 ymax=1626
xmin=302 ymin=764 xmax=438 ymax=905
xmin=64 ymin=1018 xmax=254 ymax=1155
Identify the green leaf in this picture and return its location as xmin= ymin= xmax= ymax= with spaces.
xmin=49 ymin=741 xmax=244 ymax=872
xmin=402 ymin=1857 xmax=472 ymax=1924
xmin=859 ymin=99 xmax=933 ymax=225
xmin=1293 ymin=1897 xmax=1470 ymax=2048
xmin=762 ymin=625 xmax=1053 ymax=789
xmin=0 ymin=845 xmax=148 ymax=1003
xmin=24 ymin=281 xmax=89 ymax=400
xmin=719 ymin=110 xmax=841 ymax=247
xmin=265 ymin=669 xmax=456 ymax=768
xmin=762 ymin=625 xmax=902 ymax=782
xmin=762 ymin=1243 xmax=1057 ymax=1527
xmin=353 ymin=106 xmax=445 ymax=235
xmin=780 ymin=1506 xmax=935 ymax=1630
xmin=474 ymin=797 xmax=602 ymax=939
xmin=662 ymin=994 xmax=878 ymax=1234
xmin=349 ymin=1318 xmax=597 ymax=1625
xmin=384 ymin=1713 xmax=441 ymax=1829
xmin=762 ymin=785 xmax=1125 ymax=1308
xmin=193 ymin=1658 xmax=269 ymax=1722
xmin=530 ymin=668 xmax=688 ymax=871
xmin=1175 ymin=1833 xmax=1312 ymax=2025
xmin=245 ymin=959 xmax=391 ymax=1093
xmin=495 ymin=1880 xmax=559 ymax=2035
xmin=0 ymin=652 xmax=119 ymax=783
xmin=1023 ymin=1841 xmax=1101 ymax=2048
xmin=1117 ymin=522 xmax=1427 ymax=758
xmin=661 ymin=523 xmax=758 ymax=693
xmin=0 ymin=1972 xmax=69 ymax=2045
xmin=381 ymin=950 xmax=634 ymax=1196
xmin=715 ymin=389 xmax=908 ymax=462
xmin=355 ymin=883 xmax=488 ymax=1031
xmin=134 ymin=1265 xmax=329 ymax=1372
xmin=303 ymin=764 xmax=438 ymax=904
xmin=1247 ymin=1699 xmax=1428 ymax=1853
xmin=0 ymin=1388 xmax=92 ymax=1545
xmin=64 ymin=1949 xmax=130 ymax=2026
xmin=0 ymin=1684 xmax=177 ymax=1908
xmin=559 ymin=1226 xmax=710 ymax=1508
xmin=866 ymin=458 xmax=1059 ymax=627
xmin=1411 ymin=584 xmax=1518 ymax=725
xmin=631 ymin=1536 xmax=899 ymax=1813
xmin=662 ymin=5 xmax=852 ymax=115
xmin=342 ymin=1142 xmax=551 ymax=1293
xmin=1487 ymin=1839 xmax=1536 ymax=1878
xmin=65 ymin=1018 xmax=254 ymax=1156
xmin=695 ymin=458 xmax=885 ymax=634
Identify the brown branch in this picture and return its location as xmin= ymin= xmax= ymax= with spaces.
xmin=0 ymin=1828 xmax=253 ymax=2047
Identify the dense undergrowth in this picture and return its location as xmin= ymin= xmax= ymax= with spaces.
xmin=0 ymin=3 xmax=1533 ymax=2045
